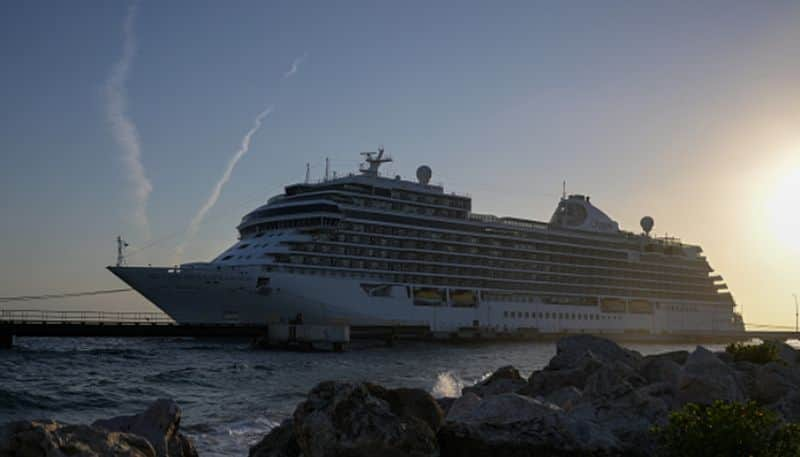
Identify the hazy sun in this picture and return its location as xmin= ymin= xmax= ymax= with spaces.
xmin=766 ymin=167 xmax=800 ymax=250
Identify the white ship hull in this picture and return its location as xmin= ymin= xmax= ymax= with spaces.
xmin=109 ymin=265 xmax=741 ymax=335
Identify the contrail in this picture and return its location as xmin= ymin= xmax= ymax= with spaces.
xmin=106 ymin=2 xmax=152 ymax=239
xmin=283 ymin=53 xmax=307 ymax=79
xmin=174 ymin=106 xmax=274 ymax=263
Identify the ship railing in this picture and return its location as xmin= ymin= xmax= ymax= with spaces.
xmin=0 ymin=309 xmax=175 ymax=324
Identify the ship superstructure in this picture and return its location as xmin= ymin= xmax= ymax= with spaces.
xmin=109 ymin=149 xmax=744 ymax=336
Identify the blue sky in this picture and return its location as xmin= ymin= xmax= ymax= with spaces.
xmin=1 ymin=1 xmax=799 ymax=326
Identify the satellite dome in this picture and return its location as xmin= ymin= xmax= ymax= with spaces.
xmin=640 ymin=216 xmax=654 ymax=235
xmin=416 ymin=165 xmax=432 ymax=185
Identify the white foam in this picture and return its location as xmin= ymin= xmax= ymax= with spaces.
xmin=430 ymin=371 xmax=465 ymax=398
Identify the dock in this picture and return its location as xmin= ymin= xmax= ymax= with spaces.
xmin=1 ymin=309 xmax=796 ymax=349
xmin=0 ymin=309 xmax=432 ymax=350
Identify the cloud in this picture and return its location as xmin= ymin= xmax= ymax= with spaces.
xmin=283 ymin=53 xmax=307 ymax=79
xmin=106 ymin=2 xmax=152 ymax=239
xmin=174 ymin=106 xmax=274 ymax=263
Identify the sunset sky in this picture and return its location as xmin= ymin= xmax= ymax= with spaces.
xmin=1 ymin=1 xmax=799 ymax=328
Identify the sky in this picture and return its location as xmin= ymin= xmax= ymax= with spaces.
xmin=1 ymin=1 xmax=799 ymax=328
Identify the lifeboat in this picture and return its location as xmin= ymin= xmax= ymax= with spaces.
xmin=450 ymin=289 xmax=478 ymax=307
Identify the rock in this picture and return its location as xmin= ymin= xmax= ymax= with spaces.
xmin=438 ymin=393 xmax=622 ymax=457
xmin=716 ymin=351 xmax=735 ymax=364
xmin=751 ymin=362 xmax=800 ymax=404
xmin=583 ymin=364 xmax=637 ymax=399
xmin=293 ymin=381 xmax=440 ymax=457
xmin=548 ymin=335 xmax=642 ymax=371
xmin=522 ymin=351 xmax=602 ymax=397
xmin=675 ymin=346 xmax=744 ymax=405
xmin=445 ymin=392 xmax=482 ymax=422
xmin=436 ymin=397 xmax=457 ymax=416
xmin=368 ymin=385 xmax=445 ymax=432
xmin=462 ymin=366 xmax=527 ymax=398
xmin=638 ymin=354 xmax=682 ymax=386
xmin=776 ymin=341 xmax=800 ymax=365
xmin=249 ymin=419 xmax=299 ymax=457
xmin=93 ymin=399 xmax=197 ymax=457
xmin=569 ymin=386 xmax=668 ymax=455
xmin=0 ymin=419 xmax=156 ymax=457
xmin=641 ymin=350 xmax=689 ymax=366
xmin=543 ymin=386 xmax=582 ymax=411
xmin=771 ymin=390 xmax=800 ymax=422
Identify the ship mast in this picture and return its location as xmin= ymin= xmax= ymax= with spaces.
xmin=116 ymin=236 xmax=129 ymax=267
xmin=359 ymin=146 xmax=392 ymax=177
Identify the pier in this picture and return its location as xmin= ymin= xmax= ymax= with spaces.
xmin=0 ymin=309 xmax=430 ymax=350
xmin=0 ymin=308 xmax=796 ymax=349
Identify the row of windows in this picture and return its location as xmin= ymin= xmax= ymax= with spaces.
xmin=342 ymin=209 xmax=705 ymax=270
xmin=240 ymin=217 xmax=339 ymax=237
xmin=337 ymin=220 xmax=709 ymax=276
xmin=271 ymin=254 xmax=730 ymax=304
xmin=286 ymin=184 xmax=471 ymax=210
xmin=256 ymin=190 xmax=702 ymax=273
xmin=264 ymin=264 xmax=734 ymax=308
xmin=341 ymin=220 xmax=630 ymax=261
xmin=503 ymin=310 xmax=623 ymax=321
xmin=288 ymin=242 xmax=717 ymax=294
xmin=297 ymin=237 xmax=714 ymax=288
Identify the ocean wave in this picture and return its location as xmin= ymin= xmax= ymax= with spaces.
xmin=0 ymin=388 xmax=57 ymax=410
xmin=430 ymin=371 xmax=466 ymax=398
xmin=184 ymin=415 xmax=280 ymax=457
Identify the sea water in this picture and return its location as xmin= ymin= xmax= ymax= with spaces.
xmin=0 ymin=337 xmax=724 ymax=456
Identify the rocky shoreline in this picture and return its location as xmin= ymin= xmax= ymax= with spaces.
xmin=5 ymin=335 xmax=800 ymax=456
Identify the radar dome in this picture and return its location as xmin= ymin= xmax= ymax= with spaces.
xmin=416 ymin=165 xmax=432 ymax=185
xmin=640 ymin=216 xmax=654 ymax=235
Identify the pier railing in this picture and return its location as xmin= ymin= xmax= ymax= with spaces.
xmin=0 ymin=309 xmax=174 ymax=324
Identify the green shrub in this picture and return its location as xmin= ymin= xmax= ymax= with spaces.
xmin=655 ymin=401 xmax=800 ymax=457
xmin=725 ymin=341 xmax=780 ymax=364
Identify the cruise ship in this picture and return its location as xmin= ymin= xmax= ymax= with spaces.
xmin=109 ymin=149 xmax=744 ymax=337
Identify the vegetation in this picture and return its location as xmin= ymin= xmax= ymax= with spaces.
xmin=655 ymin=401 xmax=800 ymax=457
xmin=725 ymin=341 xmax=780 ymax=365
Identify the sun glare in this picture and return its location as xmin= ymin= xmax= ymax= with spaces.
xmin=766 ymin=167 xmax=800 ymax=250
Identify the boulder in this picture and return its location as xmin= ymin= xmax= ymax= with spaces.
xmin=583 ymin=365 xmax=637 ymax=399
xmin=638 ymin=354 xmax=682 ymax=386
xmin=675 ymin=346 xmax=744 ymax=405
xmin=0 ymin=419 xmax=156 ymax=457
xmin=750 ymin=362 xmax=800 ymax=404
xmin=640 ymin=350 xmax=689 ymax=366
xmin=543 ymin=386 xmax=582 ymax=411
xmin=548 ymin=335 xmax=642 ymax=371
xmin=771 ymin=390 xmax=800 ymax=422
xmin=93 ymin=399 xmax=197 ymax=457
xmin=569 ymin=386 xmax=668 ymax=455
xmin=776 ymin=341 xmax=800 ymax=365
xmin=445 ymin=392 xmax=482 ymax=422
xmin=522 ymin=351 xmax=602 ymax=397
xmin=436 ymin=397 xmax=457 ymax=416
xmin=368 ymin=385 xmax=444 ymax=432
xmin=249 ymin=419 xmax=299 ymax=457
xmin=462 ymin=365 xmax=527 ymax=398
xmin=292 ymin=381 xmax=440 ymax=457
xmin=438 ymin=393 xmax=621 ymax=457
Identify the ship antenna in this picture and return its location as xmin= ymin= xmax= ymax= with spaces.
xmin=325 ymin=157 xmax=330 ymax=182
xmin=562 ymin=180 xmax=566 ymax=200
xmin=116 ymin=236 xmax=129 ymax=267
xmin=359 ymin=146 xmax=393 ymax=177
xmin=305 ymin=162 xmax=310 ymax=184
